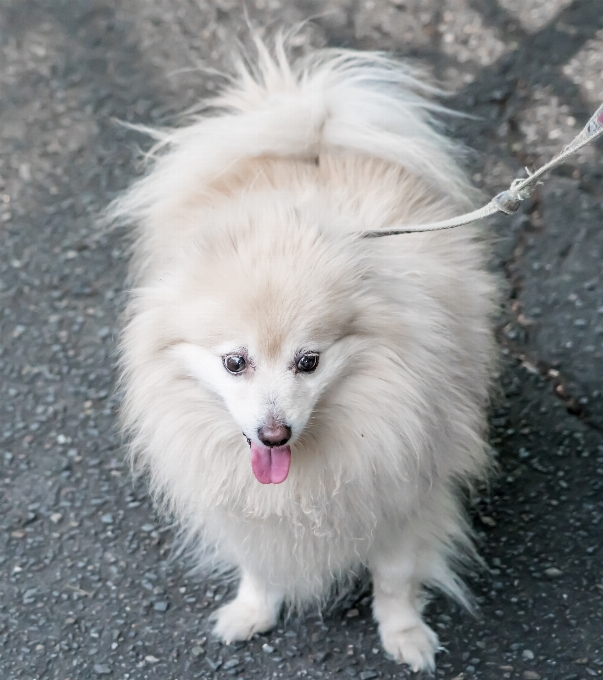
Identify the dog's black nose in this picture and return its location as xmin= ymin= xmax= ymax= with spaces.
xmin=258 ymin=422 xmax=292 ymax=447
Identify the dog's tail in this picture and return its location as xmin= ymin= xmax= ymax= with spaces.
xmin=109 ymin=31 xmax=471 ymax=228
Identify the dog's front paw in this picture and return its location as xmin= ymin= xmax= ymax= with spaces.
xmin=380 ymin=620 xmax=439 ymax=673
xmin=212 ymin=598 xmax=278 ymax=643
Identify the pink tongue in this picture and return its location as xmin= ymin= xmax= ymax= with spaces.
xmin=250 ymin=443 xmax=291 ymax=484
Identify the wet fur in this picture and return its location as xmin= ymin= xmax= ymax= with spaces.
xmin=112 ymin=36 xmax=497 ymax=671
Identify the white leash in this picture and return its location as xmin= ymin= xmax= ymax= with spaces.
xmin=362 ymin=102 xmax=603 ymax=238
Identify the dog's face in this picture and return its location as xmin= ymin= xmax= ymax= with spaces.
xmin=162 ymin=204 xmax=367 ymax=481
xmin=175 ymin=325 xmax=354 ymax=452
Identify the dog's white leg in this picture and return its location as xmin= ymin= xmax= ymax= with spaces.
xmin=213 ymin=569 xmax=283 ymax=643
xmin=370 ymin=533 xmax=439 ymax=672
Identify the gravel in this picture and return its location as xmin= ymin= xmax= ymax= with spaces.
xmin=1 ymin=1 xmax=603 ymax=679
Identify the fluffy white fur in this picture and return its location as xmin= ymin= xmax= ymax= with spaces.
xmin=112 ymin=36 xmax=496 ymax=672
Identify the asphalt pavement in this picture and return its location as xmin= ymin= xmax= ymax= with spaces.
xmin=1 ymin=1 xmax=603 ymax=679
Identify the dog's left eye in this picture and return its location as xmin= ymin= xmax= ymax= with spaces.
xmin=223 ymin=355 xmax=246 ymax=374
xmin=296 ymin=353 xmax=319 ymax=373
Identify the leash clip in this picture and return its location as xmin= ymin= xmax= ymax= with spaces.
xmin=492 ymin=190 xmax=521 ymax=215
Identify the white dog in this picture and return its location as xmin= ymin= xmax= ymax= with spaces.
xmin=113 ymin=36 xmax=496 ymax=672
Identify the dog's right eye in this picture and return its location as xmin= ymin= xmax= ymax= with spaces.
xmin=223 ymin=355 xmax=246 ymax=374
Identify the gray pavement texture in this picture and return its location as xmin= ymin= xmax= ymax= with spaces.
xmin=1 ymin=1 xmax=603 ymax=679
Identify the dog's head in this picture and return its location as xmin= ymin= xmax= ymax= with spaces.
xmin=162 ymin=199 xmax=369 ymax=484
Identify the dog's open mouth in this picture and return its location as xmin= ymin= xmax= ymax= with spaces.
xmin=250 ymin=443 xmax=291 ymax=484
